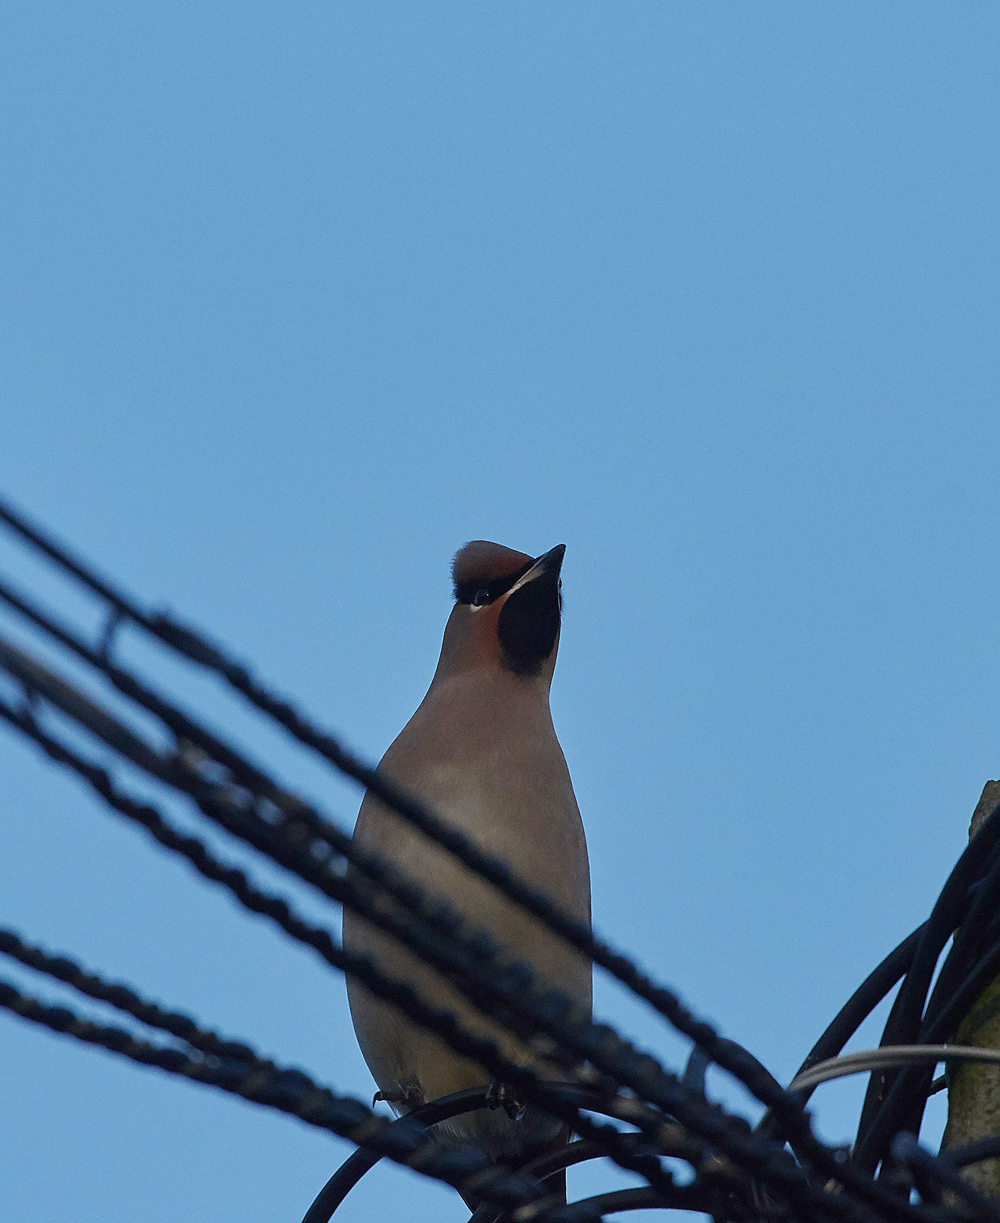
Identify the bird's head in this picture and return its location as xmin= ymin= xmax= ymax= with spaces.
xmin=435 ymin=540 xmax=566 ymax=684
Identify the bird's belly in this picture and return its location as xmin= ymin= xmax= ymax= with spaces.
xmin=342 ymin=774 xmax=590 ymax=1157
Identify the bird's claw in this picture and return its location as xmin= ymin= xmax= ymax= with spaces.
xmin=373 ymin=1083 xmax=425 ymax=1111
xmin=484 ymin=1080 xmax=526 ymax=1121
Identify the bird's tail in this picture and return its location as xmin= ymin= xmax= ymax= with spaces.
xmin=464 ymin=1154 xmax=567 ymax=1219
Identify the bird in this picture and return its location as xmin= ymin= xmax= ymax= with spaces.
xmin=343 ymin=540 xmax=592 ymax=1201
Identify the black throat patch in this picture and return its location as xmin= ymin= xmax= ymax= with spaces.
xmin=496 ymin=569 xmax=561 ymax=677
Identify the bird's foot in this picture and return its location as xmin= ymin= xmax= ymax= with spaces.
xmin=484 ymin=1080 xmax=526 ymax=1122
xmin=373 ymin=1083 xmax=425 ymax=1112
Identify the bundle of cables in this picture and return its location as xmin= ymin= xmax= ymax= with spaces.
xmin=1 ymin=493 xmax=997 ymax=1223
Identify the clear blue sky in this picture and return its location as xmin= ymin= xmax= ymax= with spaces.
xmin=1 ymin=4 xmax=998 ymax=1220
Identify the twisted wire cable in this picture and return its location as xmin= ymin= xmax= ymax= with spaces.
xmin=1 ymin=674 xmax=952 ymax=1223
xmin=0 ymin=501 xmax=908 ymax=1173
xmin=2 ymin=634 xmax=935 ymax=1223
xmin=0 ymin=500 xmax=968 ymax=1221
xmin=0 ymin=926 xmax=260 ymax=1062
xmin=0 ymin=611 xmax=944 ymax=1219
xmin=0 ymin=694 xmax=732 ymax=1217
xmin=0 ymin=975 xmax=594 ymax=1222
xmin=0 ymin=573 xmax=309 ymax=818
xmin=2 ymin=931 xmax=706 ymax=1222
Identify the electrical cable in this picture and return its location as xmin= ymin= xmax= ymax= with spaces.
xmin=0 ymin=631 xmax=863 ymax=1219
xmin=0 ymin=975 xmax=591 ymax=1222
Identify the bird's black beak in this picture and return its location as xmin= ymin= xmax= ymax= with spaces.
xmin=496 ymin=545 xmax=565 ymax=677
xmin=504 ymin=544 xmax=566 ymax=597
xmin=534 ymin=543 xmax=566 ymax=574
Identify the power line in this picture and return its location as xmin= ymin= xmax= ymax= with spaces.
xmin=0 ymin=495 xmax=938 ymax=1223
xmin=0 ymin=493 xmax=849 ymax=1120
xmin=3 ymin=495 xmax=1000 ymax=1219
xmin=0 ymin=917 xmax=726 ymax=1223
xmin=0 ymin=601 xmax=857 ymax=1212
xmin=2 ymin=628 xmax=932 ymax=1222
xmin=0 ymin=691 xmax=711 ymax=1214
xmin=0 ymin=926 xmax=260 ymax=1062
xmin=0 ymin=975 xmax=592 ymax=1222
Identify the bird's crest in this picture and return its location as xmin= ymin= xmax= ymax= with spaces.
xmin=451 ymin=541 xmax=533 ymax=603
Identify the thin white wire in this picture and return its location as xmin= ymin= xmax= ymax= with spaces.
xmin=789 ymin=1045 xmax=1000 ymax=1092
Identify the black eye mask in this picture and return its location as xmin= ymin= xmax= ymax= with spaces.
xmin=452 ymin=558 xmax=535 ymax=607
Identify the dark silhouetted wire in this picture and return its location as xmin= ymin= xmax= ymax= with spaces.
xmin=0 ymin=692 xmax=713 ymax=1213
xmin=851 ymin=813 xmax=1000 ymax=1176
xmin=0 ymin=926 xmax=259 ymax=1062
xmin=0 ymin=497 xmax=936 ymax=1221
xmin=891 ymin=1134 xmax=1000 ymax=1223
xmin=305 ymin=1093 xmax=718 ymax=1223
xmin=853 ymin=928 xmax=1000 ymax=1174
xmin=942 ymin=1137 xmax=1000 ymax=1170
xmin=499 ymin=1187 xmax=713 ymax=1222
xmin=0 ymin=976 xmax=591 ymax=1221
xmin=301 ymin=1089 xmax=491 ymax=1223
xmin=3 ymin=495 xmax=996 ymax=1221
xmin=0 ymin=632 xmax=842 ymax=1217
xmin=0 ymin=495 xmax=834 ymax=1121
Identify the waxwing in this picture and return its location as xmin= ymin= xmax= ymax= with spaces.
xmin=343 ymin=541 xmax=592 ymax=1202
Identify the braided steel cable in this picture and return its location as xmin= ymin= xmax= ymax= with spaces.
xmin=0 ymin=499 xmax=900 ymax=1166
xmin=2 ymin=684 xmax=959 ymax=1223
xmin=2 ymin=501 xmax=987 ymax=1221
xmin=0 ymin=588 xmax=952 ymax=1215
xmin=0 ymin=931 xmax=685 ymax=1223
xmin=0 ymin=695 xmax=738 ymax=1217
xmin=0 ymin=926 xmax=260 ymax=1062
xmin=0 ymin=572 xmax=314 ymax=817
xmin=0 ymin=976 xmax=595 ymax=1223
xmin=1 ymin=639 xmax=932 ymax=1223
